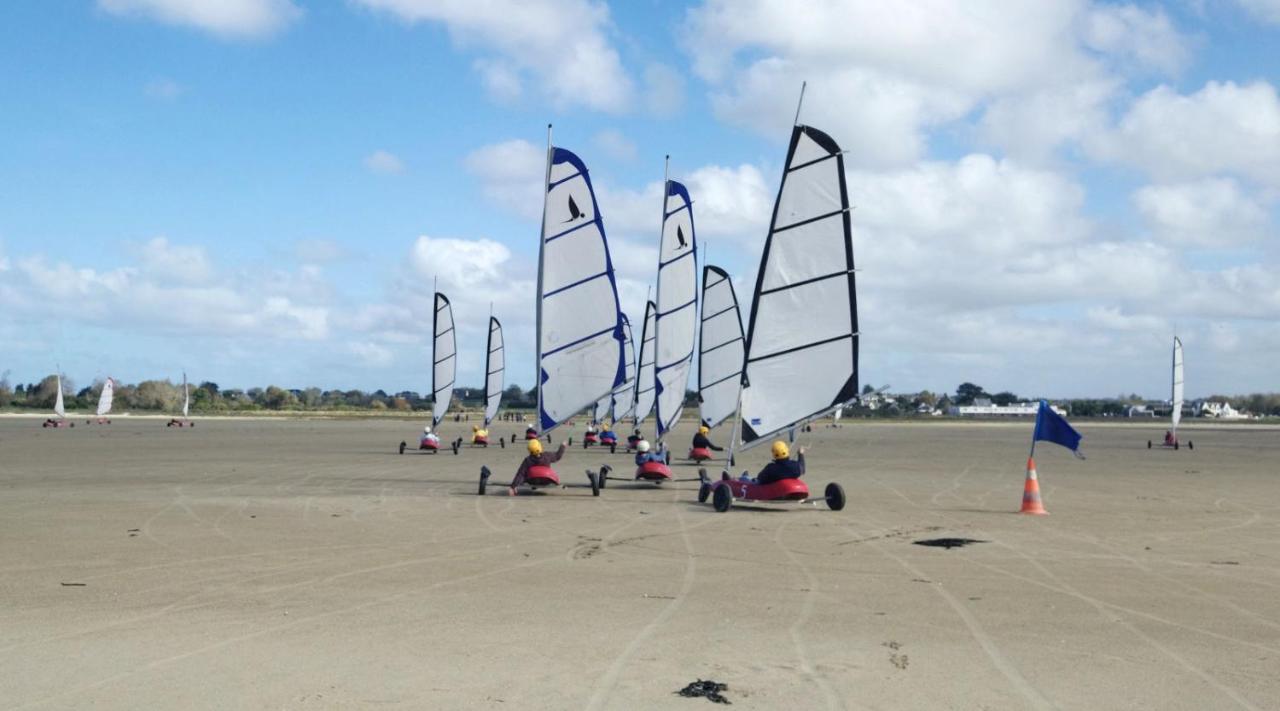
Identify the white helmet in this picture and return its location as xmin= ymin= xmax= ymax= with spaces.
xmin=637 ymin=440 xmax=650 ymax=453
xmin=423 ymin=426 xmax=432 ymax=434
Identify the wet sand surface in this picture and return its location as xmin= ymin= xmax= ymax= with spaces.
xmin=1 ymin=418 xmax=1278 ymax=710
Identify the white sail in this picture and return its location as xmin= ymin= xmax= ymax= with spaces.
xmin=182 ymin=372 xmax=190 ymax=418
xmin=96 ymin=377 xmax=114 ymax=417
xmin=53 ymin=372 xmax=66 ymax=418
xmin=1171 ymin=336 xmax=1184 ymax=433
xmin=537 ymin=143 xmax=626 ymax=432
xmin=633 ymin=300 xmax=657 ymax=426
xmin=738 ymin=124 xmax=859 ymax=448
xmin=610 ymin=314 xmax=636 ymax=421
xmin=484 ymin=317 xmax=504 ymax=425
xmin=698 ymin=265 xmax=745 ymax=429
xmin=592 ymin=392 xmax=612 ymax=424
xmin=432 ymin=292 xmax=456 ymax=428
xmin=655 ymin=179 xmax=698 ymax=439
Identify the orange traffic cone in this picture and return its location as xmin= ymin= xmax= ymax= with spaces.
xmin=1020 ymin=457 xmax=1048 ymax=515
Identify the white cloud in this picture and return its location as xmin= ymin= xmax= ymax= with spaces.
xmin=1133 ymin=178 xmax=1271 ymax=247
xmin=364 ymin=149 xmax=405 ymax=175
xmin=144 ymin=77 xmax=184 ymax=100
xmin=642 ymin=63 xmax=685 ymax=118
xmin=348 ymin=341 xmax=394 ymax=368
xmin=354 ymin=0 xmax=634 ymax=112
xmin=683 ymin=0 xmax=1196 ymax=165
xmin=592 ymin=129 xmax=637 ymax=162
xmin=293 ymin=239 xmax=351 ymax=265
xmin=1096 ymin=81 xmax=1280 ymax=187
xmin=473 ymin=58 xmax=523 ymax=103
xmin=1079 ymin=4 xmax=1191 ymax=75
xmin=1235 ymin=0 xmax=1280 ymax=24
xmin=133 ymin=236 xmax=214 ymax=284
xmin=5 ymin=242 xmax=329 ymax=341
xmin=463 ymin=139 xmax=545 ymax=219
xmin=97 ymin=0 xmax=301 ymax=38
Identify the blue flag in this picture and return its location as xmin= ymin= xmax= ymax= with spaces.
xmin=1033 ymin=400 xmax=1084 ymax=458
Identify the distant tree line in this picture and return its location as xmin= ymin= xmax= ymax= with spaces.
xmin=0 ymin=372 xmax=702 ymax=415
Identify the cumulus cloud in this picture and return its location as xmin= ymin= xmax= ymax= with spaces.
xmin=364 ymin=150 xmax=405 ymax=175
xmin=1095 ymin=80 xmax=1280 ymax=187
xmin=592 ymin=129 xmax=637 ymax=162
xmin=353 ymin=0 xmax=634 ymax=112
xmin=683 ymin=0 xmax=1198 ymax=165
xmin=1235 ymin=0 xmax=1280 ymax=24
xmin=3 ymin=240 xmax=329 ymax=341
xmin=97 ymin=0 xmax=301 ymax=38
xmin=642 ymin=62 xmax=685 ymax=118
xmin=1079 ymin=4 xmax=1192 ymax=75
xmin=463 ymin=139 xmax=545 ymax=220
xmin=1133 ymin=178 xmax=1271 ymax=247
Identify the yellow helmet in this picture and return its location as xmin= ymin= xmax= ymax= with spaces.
xmin=527 ymin=439 xmax=543 ymax=456
xmin=472 ymin=424 xmax=480 ymax=432
xmin=698 ymin=425 xmax=709 ymax=435
xmin=771 ymin=440 xmax=790 ymax=460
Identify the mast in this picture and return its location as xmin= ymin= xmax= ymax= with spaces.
xmin=535 ymin=124 xmax=552 ymax=430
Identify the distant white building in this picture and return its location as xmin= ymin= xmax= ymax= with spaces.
xmin=1125 ymin=405 xmax=1156 ymax=418
xmin=1197 ymin=401 xmax=1249 ymax=420
xmin=949 ymin=399 xmax=1066 ymax=417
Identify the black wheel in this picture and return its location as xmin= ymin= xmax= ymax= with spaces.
xmin=452 ymin=440 xmax=460 ymax=455
xmin=1147 ymin=440 xmax=1152 ymax=449
xmin=399 ymin=441 xmax=406 ymax=455
xmin=190 ymin=422 xmax=195 ymax=428
xmin=478 ymin=466 xmax=491 ymax=496
xmin=499 ymin=439 xmax=505 ymax=449
xmin=589 ymin=471 xmax=600 ymax=497
xmin=599 ymin=465 xmax=611 ymax=489
xmin=609 ymin=442 xmax=616 ymax=454
xmin=1188 ymin=441 xmax=1194 ymax=450
xmin=1174 ymin=441 xmax=1179 ymax=450
xmin=664 ymin=450 xmax=671 ymax=465
xmin=698 ymin=482 xmax=711 ymax=503
xmin=825 ymin=482 xmax=846 ymax=511
xmin=712 ymin=484 xmax=733 ymax=513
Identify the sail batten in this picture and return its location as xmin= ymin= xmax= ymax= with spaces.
xmin=432 ymin=292 xmax=456 ymax=428
xmin=737 ymin=123 xmax=859 ymax=448
xmin=697 ymin=265 xmax=745 ymax=430
xmin=536 ymin=143 xmax=626 ymax=433
xmin=484 ymin=317 xmax=504 ymax=425
xmin=654 ymin=179 xmax=699 ymax=439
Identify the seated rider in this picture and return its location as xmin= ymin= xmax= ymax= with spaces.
xmin=1164 ymin=430 xmax=1175 ymax=445
xmin=472 ymin=424 xmax=488 ymax=443
xmin=634 ymin=439 xmax=666 ymax=466
xmin=421 ymin=425 xmax=441 ymax=447
xmin=691 ymin=425 xmax=723 ymax=452
xmin=510 ymin=439 xmax=567 ymax=495
xmin=600 ymin=421 xmax=616 ymax=440
xmin=627 ymin=428 xmax=643 ymax=448
xmin=751 ymin=441 xmax=806 ymax=485
xmin=586 ymin=421 xmax=599 ymax=435
xmin=525 ymin=426 xmax=539 ymax=440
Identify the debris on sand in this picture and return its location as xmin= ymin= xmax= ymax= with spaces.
xmin=60 ymin=582 xmax=87 ymax=587
xmin=677 ymin=679 xmax=731 ymax=704
xmin=913 ymin=537 xmax=986 ymax=549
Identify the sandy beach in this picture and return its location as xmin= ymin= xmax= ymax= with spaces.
xmin=2 ymin=418 xmax=1277 ymax=709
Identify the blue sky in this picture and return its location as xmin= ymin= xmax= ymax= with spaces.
xmin=1 ymin=0 xmax=1278 ymax=400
